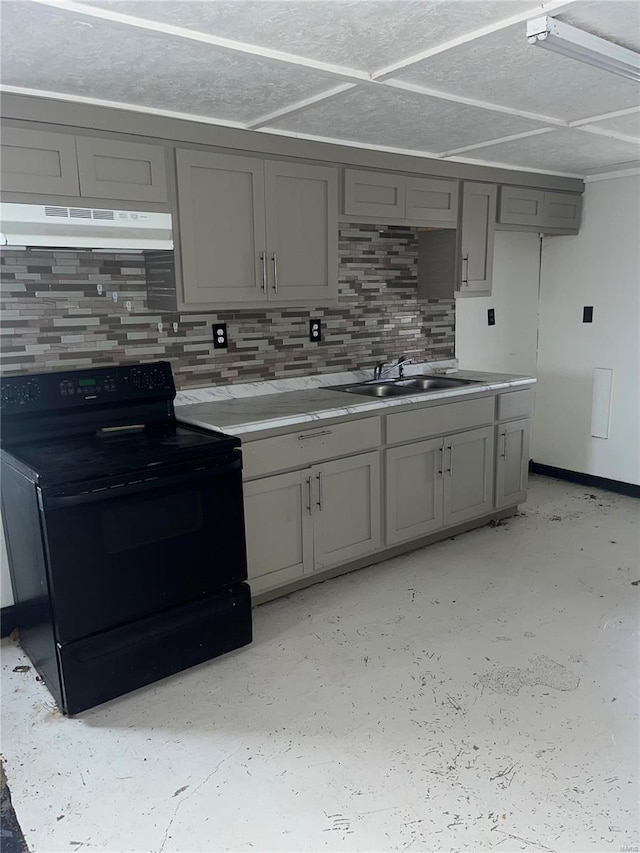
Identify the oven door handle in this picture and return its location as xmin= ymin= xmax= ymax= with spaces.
xmin=40 ymin=456 xmax=242 ymax=510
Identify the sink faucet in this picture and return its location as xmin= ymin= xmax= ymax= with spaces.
xmin=373 ymin=355 xmax=413 ymax=381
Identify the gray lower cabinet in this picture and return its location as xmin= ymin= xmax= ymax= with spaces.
xmin=312 ymin=451 xmax=381 ymax=571
xmin=386 ymin=437 xmax=444 ymax=545
xmin=244 ymin=450 xmax=381 ymax=595
xmin=386 ymin=425 xmax=494 ymax=544
xmin=459 ymin=182 xmax=497 ymax=295
xmin=176 ymin=149 xmax=337 ymax=307
xmin=76 ymin=137 xmax=168 ymax=203
xmin=443 ymin=426 xmax=495 ymax=526
xmin=495 ymin=419 xmax=530 ymax=508
xmin=0 ymin=127 xmax=79 ymax=196
xmin=243 ymin=469 xmax=313 ymax=596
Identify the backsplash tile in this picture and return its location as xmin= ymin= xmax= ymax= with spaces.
xmin=0 ymin=224 xmax=455 ymax=389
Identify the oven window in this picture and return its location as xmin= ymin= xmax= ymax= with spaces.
xmin=101 ymin=489 xmax=203 ymax=554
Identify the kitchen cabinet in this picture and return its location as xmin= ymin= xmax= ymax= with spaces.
xmin=243 ymin=450 xmax=381 ymax=594
xmin=0 ymin=127 xmax=79 ymax=196
xmin=417 ymin=182 xmax=497 ymax=298
xmin=498 ymin=185 xmax=582 ymax=232
xmin=343 ymin=169 xmax=459 ymax=226
xmin=243 ymin=469 xmax=313 ymax=596
xmin=459 ymin=182 xmax=497 ymax=295
xmin=386 ymin=425 xmax=494 ymax=544
xmin=495 ymin=418 xmax=530 ymax=509
xmin=76 ymin=137 xmax=168 ymax=203
xmin=176 ymin=149 xmax=338 ymax=308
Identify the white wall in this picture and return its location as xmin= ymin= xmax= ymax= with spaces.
xmin=535 ymin=175 xmax=640 ymax=484
xmin=455 ymin=230 xmax=541 ymax=376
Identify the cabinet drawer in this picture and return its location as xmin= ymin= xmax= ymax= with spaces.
xmin=497 ymin=389 xmax=533 ymax=421
xmin=243 ymin=417 xmax=382 ymax=478
xmin=1 ymin=128 xmax=79 ymax=195
xmin=76 ymin=137 xmax=168 ymax=203
xmin=406 ymin=177 xmax=458 ymax=224
xmin=343 ymin=169 xmax=405 ymax=219
xmin=386 ymin=397 xmax=494 ymax=445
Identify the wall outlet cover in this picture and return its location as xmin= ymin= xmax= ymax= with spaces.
xmin=487 ymin=309 xmax=496 ymax=326
xmin=309 ymin=319 xmax=322 ymax=342
xmin=583 ymin=306 xmax=594 ymax=323
xmin=212 ymin=322 xmax=228 ymax=349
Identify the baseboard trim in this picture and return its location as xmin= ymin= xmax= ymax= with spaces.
xmin=0 ymin=604 xmax=20 ymax=639
xmin=529 ymin=462 xmax=640 ymax=498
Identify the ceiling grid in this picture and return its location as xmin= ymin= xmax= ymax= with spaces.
xmin=1 ymin=0 xmax=638 ymax=176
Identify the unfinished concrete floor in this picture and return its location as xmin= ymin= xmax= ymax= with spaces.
xmin=1 ymin=475 xmax=638 ymax=852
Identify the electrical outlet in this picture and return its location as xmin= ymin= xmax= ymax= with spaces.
xmin=487 ymin=309 xmax=495 ymax=326
xmin=310 ymin=319 xmax=322 ymax=342
xmin=213 ymin=323 xmax=228 ymax=349
xmin=583 ymin=306 xmax=593 ymax=323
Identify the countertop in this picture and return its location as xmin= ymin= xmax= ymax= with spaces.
xmin=176 ymin=366 xmax=536 ymax=437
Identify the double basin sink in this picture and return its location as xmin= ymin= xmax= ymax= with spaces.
xmin=331 ymin=376 xmax=479 ymax=399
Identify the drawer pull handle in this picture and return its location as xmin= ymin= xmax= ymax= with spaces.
xmin=298 ymin=429 xmax=332 ymax=441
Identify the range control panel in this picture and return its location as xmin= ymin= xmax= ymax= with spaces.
xmin=0 ymin=362 xmax=175 ymax=413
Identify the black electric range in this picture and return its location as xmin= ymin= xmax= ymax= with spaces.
xmin=1 ymin=361 xmax=252 ymax=715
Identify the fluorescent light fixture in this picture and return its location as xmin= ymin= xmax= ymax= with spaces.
xmin=526 ymin=15 xmax=640 ymax=83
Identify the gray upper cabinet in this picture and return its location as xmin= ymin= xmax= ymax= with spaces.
xmin=343 ymin=169 xmax=459 ymax=226
xmin=459 ymin=182 xmax=497 ymax=295
xmin=406 ymin=177 xmax=458 ymax=224
xmin=176 ymin=150 xmax=337 ymax=307
xmin=176 ymin=149 xmax=267 ymax=306
xmin=543 ymin=191 xmax=582 ymax=230
xmin=265 ymin=161 xmax=338 ymax=303
xmin=498 ymin=185 xmax=582 ymax=232
xmin=0 ymin=128 xmax=79 ymax=196
xmin=344 ymin=169 xmax=405 ymax=219
xmin=76 ymin=137 xmax=168 ymax=203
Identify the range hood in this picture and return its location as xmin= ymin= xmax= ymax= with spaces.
xmin=0 ymin=203 xmax=173 ymax=250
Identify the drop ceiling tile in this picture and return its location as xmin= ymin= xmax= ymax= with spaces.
xmin=559 ymin=0 xmax=640 ymax=52
xmin=453 ymin=128 xmax=640 ymax=174
xmin=581 ymin=112 xmax=640 ymax=140
xmin=270 ymin=85 xmax=548 ymax=154
xmin=395 ymin=23 xmax=640 ymax=122
xmin=81 ymin=0 xmax=536 ymax=73
xmin=0 ymin=2 xmax=339 ymax=122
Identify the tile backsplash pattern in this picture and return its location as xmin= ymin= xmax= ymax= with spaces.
xmin=0 ymin=224 xmax=454 ymax=389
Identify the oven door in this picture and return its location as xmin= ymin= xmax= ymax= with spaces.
xmin=39 ymin=451 xmax=247 ymax=643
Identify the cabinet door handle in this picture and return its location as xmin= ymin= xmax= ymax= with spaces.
xmin=437 ymin=446 xmax=443 ymax=476
xmin=306 ymin=476 xmax=313 ymax=515
xmin=462 ymin=254 xmax=469 ymax=286
xmin=316 ymin=472 xmax=323 ymax=510
xmin=501 ymin=432 xmax=508 ymax=461
xmin=298 ymin=429 xmax=332 ymax=441
xmin=272 ymin=252 xmax=278 ymax=293
xmin=260 ymin=252 xmax=267 ymax=293
xmin=446 ymin=445 xmax=453 ymax=475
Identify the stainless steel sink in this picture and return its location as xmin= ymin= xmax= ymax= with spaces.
xmin=331 ymin=375 xmax=479 ymax=398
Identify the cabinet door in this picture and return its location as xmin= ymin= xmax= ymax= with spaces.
xmin=406 ymin=177 xmax=458 ymax=224
xmin=176 ymin=149 xmax=267 ymax=306
xmin=312 ymin=451 xmax=381 ymax=571
xmin=265 ymin=161 xmax=338 ymax=302
xmin=495 ymin=419 xmax=530 ymax=509
xmin=542 ymin=191 xmax=582 ymax=231
xmin=460 ymin=182 xmax=497 ymax=294
xmin=443 ymin=426 xmax=494 ymax=527
xmin=498 ymin=186 xmax=544 ymax=226
xmin=1 ymin=128 xmax=79 ymax=195
xmin=343 ymin=169 xmax=405 ymax=219
xmin=76 ymin=137 xmax=168 ymax=203
xmin=385 ymin=437 xmax=444 ymax=545
xmin=243 ymin=470 xmax=313 ymax=596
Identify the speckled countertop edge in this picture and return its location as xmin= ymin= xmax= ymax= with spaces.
xmin=175 ymin=363 xmax=536 ymax=438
